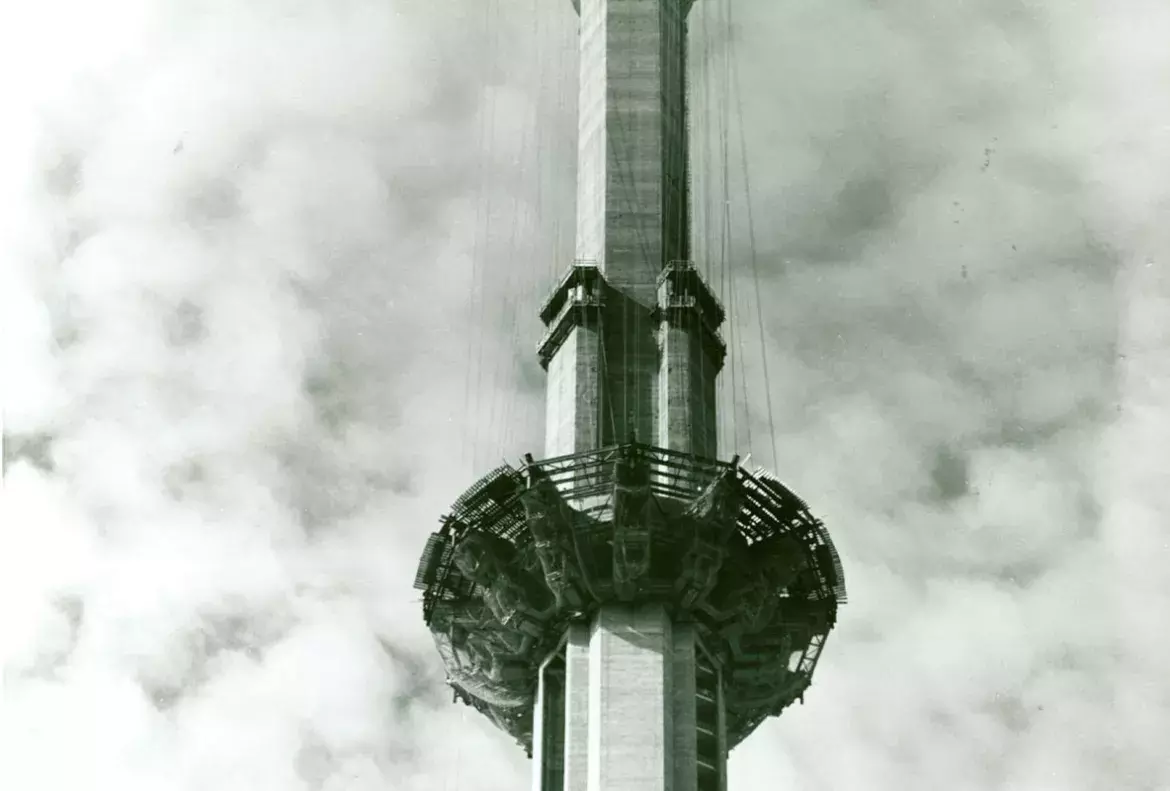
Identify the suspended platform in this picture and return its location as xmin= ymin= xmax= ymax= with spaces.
xmin=413 ymin=442 xmax=846 ymax=754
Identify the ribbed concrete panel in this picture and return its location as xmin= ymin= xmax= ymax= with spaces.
xmin=659 ymin=0 xmax=689 ymax=270
xmin=588 ymin=604 xmax=672 ymax=791
xmin=656 ymin=322 xmax=717 ymax=457
xmin=565 ymin=624 xmax=592 ymax=791
xmin=594 ymin=0 xmax=688 ymax=301
xmin=568 ymin=0 xmax=690 ymax=449
xmin=600 ymin=301 xmax=658 ymax=446
xmin=545 ymin=324 xmax=603 ymax=458
xmin=601 ymin=0 xmax=665 ymax=305
xmin=576 ymin=0 xmax=608 ymax=265
xmin=536 ymin=612 xmax=716 ymax=791
xmin=670 ymin=623 xmax=699 ymax=791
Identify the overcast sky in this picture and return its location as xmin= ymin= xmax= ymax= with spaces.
xmin=2 ymin=1 xmax=1168 ymax=790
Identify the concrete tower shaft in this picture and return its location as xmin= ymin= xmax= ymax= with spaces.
xmin=413 ymin=3 xmax=846 ymax=790
xmin=538 ymin=3 xmax=723 ymax=791
xmin=539 ymin=0 xmax=723 ymax=462
xmin=533 ymin=607 xmax=724 ymax=791
xmin=575 ymin=0 xmax=690 ymax=275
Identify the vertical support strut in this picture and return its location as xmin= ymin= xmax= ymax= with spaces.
xmin=532 ymin=2 xmax=731 ymax=790
xmin=541 ymin=0 xmax=709 ymax=457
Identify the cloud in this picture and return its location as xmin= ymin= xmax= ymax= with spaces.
xmin=709 ymin=1 xmax=1170 ymax=789
xmin=2 ymin=2 xmax=543 ymax=789
xmin=2 ymin=1 xmax=1167 ymax=790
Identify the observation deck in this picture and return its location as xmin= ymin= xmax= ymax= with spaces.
xmin=413 ymin=442 xmax=846 ymax=755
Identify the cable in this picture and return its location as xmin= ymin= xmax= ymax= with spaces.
xmin=555 ymin=7 xmax=573 ymax=285
xmin=711 ymin=0 xmax=730 ymax=456
xmin=728 ymin=0 xmax=779 ymax=472
xmin=598 ymin=310 xmax=619 ymax=449
xmin=605 ymin=28 xmax=646 ymax=446
xmin=497 ymin=1 xmax=540 ymax=458
xmin=462 ymin=0 xmax=494 ymax=470
xmin=471 ymin=0 xmax=503 ymax=471
xmin=518 ymin=0 xmax=550 ymax=454
xmin=696 ymin=0 xmax=726 ymax=458
xmin=677 ymin=14 xmax=696 ymax=456
xmin=729 ymin=236 xmax=753 ymax=463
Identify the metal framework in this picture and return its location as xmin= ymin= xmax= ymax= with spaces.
xmin=414 ymin=442 xmax=846 ymax=753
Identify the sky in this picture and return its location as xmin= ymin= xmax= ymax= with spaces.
xmin=2 ymin=1 xmax=1168 ymax=790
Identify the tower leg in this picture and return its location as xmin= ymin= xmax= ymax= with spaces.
xmin=536 ymin=606 xmax=718 ymax=791
xmin=585 ymin=605 xmax=673 ymax=791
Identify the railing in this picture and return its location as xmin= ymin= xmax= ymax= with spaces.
xmin=421 ymin=442 xmax=847 ymax=623
xmin=537 ymin=259 xmax=601 ymax=325
xmin=535 ymin=261 xmax=605 ymax=367
xmin=660 ymin=260 xmax=726 ymax=325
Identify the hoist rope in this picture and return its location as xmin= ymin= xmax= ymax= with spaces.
xmin=469 ymin=0 xmax=502 ymax=471
xmin=457 ymin=0 xmax=776 ymax=473
xmin=728 ymin=0 xmax=779 ymax=471
xmin=461 ymin=0 xmax=492 ymax=469
xmin=514 ymin=0 xmax=551 ymax=453
xmin=695 ymin=0 xmax=775 ymax=468
xmin=679 ymin=16 xmax=698 ymax=454
xmin=714 ymin=0 xmax=742 ymax=458
xmin=495 ymin=2 xmax=537 ymax=458
xmin=695 ymin=0 xmax=721 ymax=456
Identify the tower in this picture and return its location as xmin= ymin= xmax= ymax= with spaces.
xmin=414 ymin=2 xmax=846 ymax=789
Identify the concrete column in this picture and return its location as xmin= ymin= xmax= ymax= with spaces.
xmin=670 ymin=623 xmax=699 ymax=791
xmin=544 ymin=323 xmax=604 ymax=458
xmin=547 ymin=609 xmax=713 ymax=791
xmin=564 ymin=623 xmax=592 ymax=791
xmin=576 ymin=0 xmax=688 ymax=290
xmin=568 ymin=0 xmax=690 ymax=446
xmin=588 ymin=604 xmax=672 ymax=791
xmin=657 ymin=319 xmax=718 ymax=457
xmin=534 ymin=647 xmax=567 ymax=791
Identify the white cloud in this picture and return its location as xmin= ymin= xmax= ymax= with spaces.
xmin=3 ymin=0 xmax=1167 ymax=790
